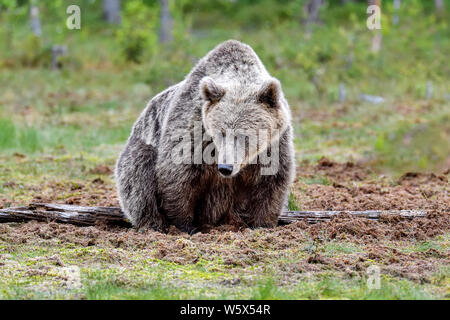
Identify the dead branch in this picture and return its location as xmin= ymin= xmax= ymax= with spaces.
xmin=0 ymin=203 xmax=427 ymax=228
xmin=278 ymin=209 xmax=427 ymax=224
xmin=0 ymin=203 xmax=130 ymax=227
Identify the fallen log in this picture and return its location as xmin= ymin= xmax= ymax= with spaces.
xmin=0 ymin=203 xmax=427 ymax=228
xmin=0 ymin=203 xmax=130 ymax=227
xmin=278 ymin=209 xmax=427 ymax=224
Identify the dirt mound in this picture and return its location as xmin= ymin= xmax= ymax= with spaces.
xmin=300 ymin=211 xmax=448 ymax=243
xmin=314 ymin=156 xmax=372 ymax=182
xmin=398 ymin=171 xmax=448 ymax=186
xmin=31 ymin=178 xmax=119 ymax=207
xmin=288 ymin=158 xmax=449 ymax=246
xmin=293 ymin=157 xmax=449 ymax=213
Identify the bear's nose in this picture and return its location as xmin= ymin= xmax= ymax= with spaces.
xmin=218 ymin=164 xmax=233 ymax=177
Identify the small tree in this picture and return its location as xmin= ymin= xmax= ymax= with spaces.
xmin=116 ymin=0 xmax=158 ymax=63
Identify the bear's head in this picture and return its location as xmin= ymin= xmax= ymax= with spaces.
xmin=200 ymin=76 xmax=291 ymax=178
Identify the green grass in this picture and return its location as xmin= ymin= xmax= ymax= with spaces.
xmin=324 ymin=242 xmax=362 ymax=255
xmin=0 ymin=254 xmax=440 ymax=300
xmin=302 ymin=176 xmax=331 ymax=186
xmin=287 ymin=192 xmax=299 ymax=211
xmin=0 ymin=117 xmax=131 ymax=155
xmin=81 ymin=277 xmax=439 ymax=300
xmin=404 ymin=235 xmax=449 ymax=254
xmin=1 ymin=229 xmax=448 ymax=300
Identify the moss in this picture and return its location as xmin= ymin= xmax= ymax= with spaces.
xmin=1 ymin=236 xmax=448 ymax=299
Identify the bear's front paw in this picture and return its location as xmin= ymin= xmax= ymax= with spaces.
xmin=135 ymin=214 xmax=168 ymax=233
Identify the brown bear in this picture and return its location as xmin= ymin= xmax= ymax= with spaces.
xmin=115 ymin=40 xmax=295 ymax=233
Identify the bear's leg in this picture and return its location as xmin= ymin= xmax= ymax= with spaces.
xmin=157 ymin=175 xmax=198 ymax=233
xmin=236 ymin=171 xmax=291 ymax=228
xmin=115 ymin=137 xmax=166 ymax=231
xmin=157 ymin=166 xmax=229 ymax=233
xmin=243 ymin=187 xmax=287 ymax=228
xmin=243 ymin=136 xmax=295 ymax=228
xmin=194 ymin=183 xmax=234 ymax=227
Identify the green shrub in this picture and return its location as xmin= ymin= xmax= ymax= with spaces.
xmin=17 ymin=34 xmax=50 ymax=67
xmin=116 ymin=0 xmax=159 ymax=63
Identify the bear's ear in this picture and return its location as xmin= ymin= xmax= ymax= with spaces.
xmin=200 ymin=77 xmax=225 ymax=103
xmin=258 ymin=79 xmax=281 ymax=108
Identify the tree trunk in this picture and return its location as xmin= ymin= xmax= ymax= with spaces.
xmin=392 ymin=0 xmax=401 ymax=25
xmin=103 ymin=0 xmax=121 ymax=24
xmin=51 ymin=45 xmax=67 ymax=70
xmin=435 ymin=0 xmax=444 ymax=11
xmin=435 ymin=0 xmax=445 ymax=18
xmin=0 ymin=203 xmax=427 ymax=228
xmin=304 ymin=0 xmax=325 ymax=25
xmin=368 ymin=0 xmax=382 ymax=53
xmin=30 ymin=1 xmax=42 ymax=37
xmin=159 ymin=0 xmax=173 ymax=43
xmin=367 ymin=0 xmax=381 ymax=6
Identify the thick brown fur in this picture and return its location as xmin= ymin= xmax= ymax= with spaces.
xmin=115 ymin=40 xmax=295 ymax=233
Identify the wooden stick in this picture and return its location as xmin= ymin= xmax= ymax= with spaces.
xmin=0 ymin=203 xmax=427 ymax=228
xmin=0 ymin=203 xmax=130 ymax=227
xmin=278 ymin=210 xmax=427 ymax=224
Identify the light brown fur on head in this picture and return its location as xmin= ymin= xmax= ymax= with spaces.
xmin=200 ymin=76 xmax=290 ymax=177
